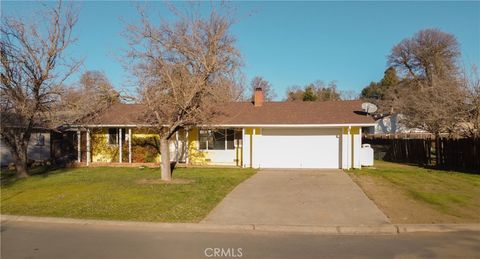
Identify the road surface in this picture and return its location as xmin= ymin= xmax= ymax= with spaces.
xmin=1 ymin=221 xmax=479 ymax=259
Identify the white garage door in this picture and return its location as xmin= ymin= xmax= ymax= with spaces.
xmin=254 ymin=128 xmax=340 ymax=169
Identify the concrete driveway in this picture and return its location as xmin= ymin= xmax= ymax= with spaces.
xmin=202 ymin=169 xmax=390 ymax=226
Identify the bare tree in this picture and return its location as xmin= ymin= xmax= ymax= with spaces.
xmin=0 ymin=1 xmax=80 ymax=178
xmin=388 ymin=28 xmax=460 ymax=84
xmin=125 ymin=5 xmax=242 ymax=181
xmin=340 ymin=90 xmax=359 ymax=100
xmin=249 ymin=76 xmax=276 ymax=101
xmin=385 ymin=28 xmax=469 ymax=165
xmin=390 ymin=78 xmax=468 ymax=135
xmin=60 ymin=70 xmax=120 ymax=123
xmin=463 ymin=65 xmax=480 ymax=137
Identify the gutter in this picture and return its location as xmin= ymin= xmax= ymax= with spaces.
xmin=65 ymin=123 xmax=376 ymax=129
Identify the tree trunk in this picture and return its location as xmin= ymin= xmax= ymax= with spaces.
xmin=160 ymin=137 xmax=172 ymax=181
xmin=11 ymin=145 xmax=29 ymax=178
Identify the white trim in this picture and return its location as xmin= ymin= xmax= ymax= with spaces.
xmin=128 ymin=128 xmax=132 ymax=163
xmin=202 ymin=123 xmax=376 ymax=128
xmin=69 ymin=124 xmax=152 ymax=128
xmin=175 ymin=131 xmax=179 ymax=162
xmin=119 ymin=128 xmax=123 ymax=163
xmin=241 ymin=128 xmax=245 ymax=168
xmin=347 ymin=126 xmax=351 ymax=169
xmin=67 ymin=123 xmax=375 ymax=128
xmin=86 ymin=129 xmax=91 ymax=166
xmin=77 ymin=129 xmax=81 ymax=163
xmin=198 ymin=128 xmax=235 ymax=151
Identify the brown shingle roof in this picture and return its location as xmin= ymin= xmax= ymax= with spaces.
xmin=213 ymin=100 xmax=374 ymax=125
xmin=80 ymin=104 xmax=148 ymax=125
xmin=78 ymin=100 xmax=374 ymax=126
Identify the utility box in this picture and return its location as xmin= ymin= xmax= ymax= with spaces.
xmin=361 ymin=144 xmax=374 ymax=167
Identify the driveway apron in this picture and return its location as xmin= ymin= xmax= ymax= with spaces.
xmin=202 ymin=169 xmax=390 ymax=226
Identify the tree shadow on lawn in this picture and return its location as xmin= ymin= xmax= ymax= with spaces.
xmin=0 ymin=165 xmax=69 ymax=187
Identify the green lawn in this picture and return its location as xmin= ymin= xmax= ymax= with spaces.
xmin=349 ymin=161 xmax=480 ymax=222
xmin=1 ymin=166 xmax=256 ymax=222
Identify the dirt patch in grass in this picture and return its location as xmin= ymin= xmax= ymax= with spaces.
xmin=137 ymin=178 xmax=193 ymax=185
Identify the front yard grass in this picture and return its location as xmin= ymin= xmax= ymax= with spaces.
xmin=348 ymin=161 xmax=480 ymax=223
xmin=1 ymin=167 xmax=256 ymax=222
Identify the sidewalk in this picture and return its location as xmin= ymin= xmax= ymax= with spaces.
xmin=2 ymin=215 xmax=479 ymax=235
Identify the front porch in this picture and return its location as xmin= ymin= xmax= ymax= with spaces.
xmin=70 ymin=126 xmax=244 ymax=167
xmin=72 ymin=127 xmax=188 ymax=166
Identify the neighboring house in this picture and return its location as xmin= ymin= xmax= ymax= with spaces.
xmin=0 ymin=130 xmax=51 ymax=166
xmin=371 ymin=114 xmax=427 ymax=134
xmin=67 ymin=89 xmax=375 ymax=169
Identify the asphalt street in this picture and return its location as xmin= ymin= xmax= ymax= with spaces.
xmin=1 ymin=221 xmax=479 ymax=259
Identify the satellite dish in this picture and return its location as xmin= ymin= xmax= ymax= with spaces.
xmin=361 ymin=102 xmax=378 ymax=114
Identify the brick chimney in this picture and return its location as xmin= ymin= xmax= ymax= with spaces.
xmin=254 ymin=87 xmax=264 ymax=107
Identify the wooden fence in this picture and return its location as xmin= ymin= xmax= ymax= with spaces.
xmin=437 ymin=137 xmax=480 ymax=171
xmin=363 ymin=134 xmax=479 ymax=172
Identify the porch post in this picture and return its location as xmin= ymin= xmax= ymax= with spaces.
xmin=128 ymin=128 xmax=132 ymax=164
xmin=175 ymin=131 xmax=179 ymax=162
xmin=119 ymin=128 xmax=123 ymax=163
xmin=128 ymin=128 xmax=132 ymax=163
xmin=347 ymin=126 xmax=351 ymax=169
xmin=241 ymin=128 xmax=245 ymax=168
xmin=77 ymin=129 xmax=81 ymax=163
xmin=86 ymin=128 xmax=91 ymax=166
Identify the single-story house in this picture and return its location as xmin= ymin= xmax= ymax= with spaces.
xmin=67 ymin=89 xmax=375 ymax=169
xmin=0 ymin=129 xmax=51 ymax=166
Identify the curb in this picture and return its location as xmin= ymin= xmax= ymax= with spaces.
xmin=396 ymin=224 xmax=480 ymax=233
xmin=0 ymin=215 xmax=253 ymax=233
xmin=2 ymin=215 xmax=479 ymax=235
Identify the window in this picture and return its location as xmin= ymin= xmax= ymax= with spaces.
xmin=108 ymin=128 xmax=125 ymax=145
xmin=199 ymin=129 xmax=235 ymax=150
xmin=199 ymin=129 xmax=210 ymax=150
xmin=226 ymin=129 xmax=235 ymax=149
xmin=108 ymin=128 xmax=117 ymax=145
xmin=35 ymin=133 xmax=45 ymax=146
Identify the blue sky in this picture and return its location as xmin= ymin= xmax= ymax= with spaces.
xmin=3 ymin=1 xmax=480 ymax=100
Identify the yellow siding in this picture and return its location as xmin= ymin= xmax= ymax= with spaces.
xmin=245 ymin=128 xmax=260 ymax=135
xmin=92 ymin=129 xmax=119 ymax=162
xmin=343 ymin=127 xmax=360 ymax=134
xmin=131 ymin=131 xmax=161 ymax=163
xmin=187 ymin=128 xmax=209 ymax=165
xmin=91 ymin=128 xmax=161 ymax=163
